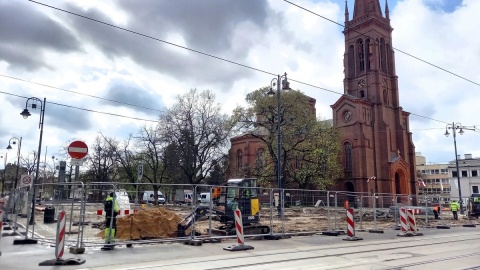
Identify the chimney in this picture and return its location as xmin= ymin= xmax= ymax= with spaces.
xmin=465 ymin=154 xmax=472 ymax=159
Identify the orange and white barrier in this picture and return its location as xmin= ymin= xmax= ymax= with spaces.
xmin=223 ymin=207 xmax=254 ymax=251
xmin=96 ymin=209 xmax=136 ymax=216
xmin=343 ymin=208 xmax=362 ymax=241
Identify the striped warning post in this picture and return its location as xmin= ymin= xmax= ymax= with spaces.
xmin=39 ymin=210 xmax=86 ymax=266
xmin=343 ymin=208 xmax=362 ymax=241
xmin=235 ymin=207 xmax=245 ymax=245
xmin=56 ymin=211 xmax=66 ymax=259
xmin=397 ymin=208 xmax=414 ymax=237
xmin=223 ymin=207 xmax=254 ymax=251
xmin=0 ymin=210 xmax=3 ymax=256
xmin=407 ymin=209 xmax=423 ymax=236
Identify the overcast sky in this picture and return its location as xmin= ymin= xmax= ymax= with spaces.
xmin=0 ymin=0 xmax=478 ymax=170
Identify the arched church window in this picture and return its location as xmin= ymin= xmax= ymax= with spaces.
xmin=236 ymin=150 xmax=243 ymax=173
xmin=380 ymin=38 xmax=387 ymax=72
xmin=365 ymin=39 xmax=371 ymax=71
xmin=348 ymin=45 xmax=355 ymax=77
xmin=357 ymin=39 xmax=365 ymax=72
xmin=387 ymin=44 xmax=393 ymax=75
xmin=383 ymin=89 xmax=388 ymax=104
xmin=360 ymin=90 xmax=365 ymax=98
xmin=344 ymin=142 xmax=352 ymax=177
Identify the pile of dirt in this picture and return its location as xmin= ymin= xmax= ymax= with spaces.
xmin=115 ymin=207 xmax=183 ymax=240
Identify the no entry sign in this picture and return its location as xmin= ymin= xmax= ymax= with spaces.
xmin=68 ymin=141 xmax=88 ymax=159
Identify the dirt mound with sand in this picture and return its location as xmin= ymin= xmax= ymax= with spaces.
xmin=98 ymin=208 xmax=184 ymax=240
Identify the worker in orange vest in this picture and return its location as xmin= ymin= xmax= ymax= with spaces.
xmin=433 ymin=205 xmax=440 ymax=219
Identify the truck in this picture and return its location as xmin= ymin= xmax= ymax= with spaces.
xmin=175 ymin=189 xmax=193 ymax=204
xmin=467 ymin=193 xmax=480 ymax=218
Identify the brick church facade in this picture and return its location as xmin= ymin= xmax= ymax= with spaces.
xmin=227 ymin=0 xmax=416 ymax=195
xmin=331 ymin=0 xmax=416 ymax=195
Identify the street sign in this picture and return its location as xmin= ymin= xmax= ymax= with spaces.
xmin=19 ymin=174 xmax=32 ymax=188
xmin=137 ymin=165 xmax=143 ymax=182
xmin=71 ymin=159 xmax=84 ymax=166
xmin=68 ymin=141 xmax=88 ymax=159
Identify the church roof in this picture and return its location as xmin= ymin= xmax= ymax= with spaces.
xmin=353 ymin=0 xmax=383 ymax=19
xmin=330 ymin=94 xmax=372 ymax=109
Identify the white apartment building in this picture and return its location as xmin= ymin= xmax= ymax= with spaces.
xmin=415 ymin=153 xmax=450 ymax=204
xmin=447 ymin=154 xmax=480 ymax=201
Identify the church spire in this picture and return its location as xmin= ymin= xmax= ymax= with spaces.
xmin=353 ymin=0 xmax=383 ymax=19
xmin=385 ymin=0 xmax=390 ymax=20
xmin=344 ymin=0 xmax=349 ymax=24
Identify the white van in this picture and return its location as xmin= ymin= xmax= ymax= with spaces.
xmin=200 ymin=192 xmax=211 ymax=203
xmin=142 ymin=191 xmax=166 ymax=204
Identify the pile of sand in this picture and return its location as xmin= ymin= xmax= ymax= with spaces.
xmin=115 ymin=207 xmax=183 ymax=240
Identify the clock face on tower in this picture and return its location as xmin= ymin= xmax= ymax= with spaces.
xmin=358 ymin=79 xmax=366 ymax=88
xmin=342 ymin=110 xmax=352 ymax=122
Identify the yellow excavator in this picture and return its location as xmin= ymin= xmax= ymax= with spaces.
xmin=177 ymin=178 xmax=270 ymax=236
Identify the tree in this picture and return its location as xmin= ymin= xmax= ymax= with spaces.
xmin=135 ymin=125 xmax=171 ymax=204
xmin=231 ymin=88 xmax=343 ymax=189
xmin=158 ymin=89 xmax=232 ymax=185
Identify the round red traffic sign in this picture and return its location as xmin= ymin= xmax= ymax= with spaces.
xmin=22 ymin=175 xmax=32 ymax=186
xmin=68 ymin=141 xmax=89 ymax=159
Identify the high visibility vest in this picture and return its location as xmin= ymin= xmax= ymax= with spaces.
xmin=450 ymin=202 xmax=459 ymax=211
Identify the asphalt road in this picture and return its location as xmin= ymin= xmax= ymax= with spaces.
xmin=1 ymin=226 xmax=479 ymax=269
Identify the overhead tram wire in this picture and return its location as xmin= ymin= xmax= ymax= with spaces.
xmin=283 ymin=0 xmax=480 ymax=87
xmin=0 ymin=74 xmax=161 ymax=113
xmin=0 ymin=90 xmax=159 ymax=123
xmin=21 ymin=1 xmax=457 ymax=125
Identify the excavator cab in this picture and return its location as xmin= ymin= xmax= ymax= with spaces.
xmin=224 ymin=178 xmax=260 ymax=225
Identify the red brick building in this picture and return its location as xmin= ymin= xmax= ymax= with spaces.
xmin=331 ymin=0 xmax=416 ymax=195
xmin=227 ymin=0 xmax=416 ymax=195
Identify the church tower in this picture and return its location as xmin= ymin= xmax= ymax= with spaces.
xmin=331 ymin=0 xmax=416 ymax=196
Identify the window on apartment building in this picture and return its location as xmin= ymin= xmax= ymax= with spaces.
xmin=434 ymin=169 xmax=439 ymax=174
xmin=441 ymin=169 xmax=448 ymax=174
xmin=421 ymin=170 xmax=426 ymax=174
xmin=473 ymin=186 xmax=479 ymax=194
xmin=462 ymin=170 xmax=468 ymax=177
xmin=472 ymin=170 xmax=478 ymax=177
xmin=452 ymin=171 xmax=457 ymax=177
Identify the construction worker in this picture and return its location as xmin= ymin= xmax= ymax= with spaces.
xmin=104 ymin=192 xmax=119 ymax=244
xmin=433 ymin=205 xmax=440 ymax=219
xmin=450 ymin=200 xmax=460 ymax=220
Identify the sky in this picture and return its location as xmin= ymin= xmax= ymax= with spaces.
xmin=0 ymin=0 xmax=479 ymax=171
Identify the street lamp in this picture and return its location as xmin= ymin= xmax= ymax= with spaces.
xmin=267 ymin=72 xmax=290 ymax=216
xmin=1 ymin=153 xmax=7 ymax=197
xmin=444 ymin=122 xmax=474 ymax=215
xmin=6 ymin=137 xmax=22 ymax=192
xmin=20 ymin=97 xmax=46 ymax=226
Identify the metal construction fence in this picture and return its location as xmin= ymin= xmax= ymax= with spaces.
xmin=1 ymin=182 xmax=471 ymax=252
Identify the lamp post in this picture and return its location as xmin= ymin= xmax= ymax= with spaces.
xmin=267 ymin=72 xmax=290 ymax=216
xmin=20 ymin=97 xmax=46 ymax=226
xmin=444 ymin=122 xmax=475 ymax=215
xmin=6 ymin=137 xmax=22 ymax=193
xmin=1 ymin=153 xmax=6 ymax=197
